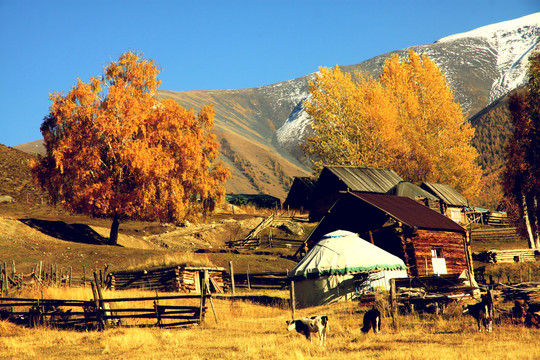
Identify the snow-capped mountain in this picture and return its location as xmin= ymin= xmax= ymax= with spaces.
xmin=276 ymin=13 xmax=540 ymax=162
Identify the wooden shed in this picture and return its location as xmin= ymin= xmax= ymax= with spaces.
xmin=421 ymin=182 xmax=469 ymax=223
xmin=107 ymin=266 xmax=227 ymax=294
xmin=303 ymin=192 xmax=471 ymax=277
xmin=283 ymin=177 xmax=316 ymax=211
xmin=308 ymin=166 xmax=404 ymax=222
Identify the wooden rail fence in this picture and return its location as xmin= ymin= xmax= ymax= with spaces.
xmin=1 ymin=260 xmax=107 ymax=296
xmin=0 ymin=271 xmax=217 ymax=330
xmin=233 ymin=272 xmax=289 ymax=289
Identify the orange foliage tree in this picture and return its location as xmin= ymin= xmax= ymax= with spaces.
xmin=31 ymin=52 xmax=230 ymax=245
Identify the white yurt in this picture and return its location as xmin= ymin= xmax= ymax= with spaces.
xmin=288 ymin=230 xmax=408 ymax=308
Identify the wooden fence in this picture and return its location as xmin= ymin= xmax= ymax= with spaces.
xmin=232 ymin=271 xmax=289 ymax=289
xmin=0 ymin=260 xmax=106 ymax=296
xmin=0 ymin=271 xmax=217 ymax=330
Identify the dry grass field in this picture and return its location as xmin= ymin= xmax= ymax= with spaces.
xmin=1 ymin=287 xmax=539 ymax=360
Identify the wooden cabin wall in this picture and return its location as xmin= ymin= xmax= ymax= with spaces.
xmin=409 ymin=229 xmax=467 ymax=276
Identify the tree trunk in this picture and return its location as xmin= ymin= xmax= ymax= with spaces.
xmin=109 ymin=214 xmax=120 ymax=246
xmin=533 ymin=196 xmax=540 ymax=249
xmin=521 ymin=192 xmax=535 ymax=249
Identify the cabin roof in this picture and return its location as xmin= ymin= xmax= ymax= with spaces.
xmin=350 ymin=192 xmax=465 ymax=233
xmin=322 ymin=166 xmax=403 ymax=193
xmin=420 ymin=182 xmax=468 ymax=207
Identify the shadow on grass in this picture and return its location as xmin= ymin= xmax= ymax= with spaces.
xmin=19 ymin=218 xmax=111 ymax=245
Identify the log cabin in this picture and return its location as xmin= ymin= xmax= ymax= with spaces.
xmin=303 ymin=191 xmax=472 ymax=277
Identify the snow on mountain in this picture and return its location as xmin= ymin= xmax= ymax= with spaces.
xmin=437 ymin=13 xmax=540 ymax=103
xmin=276 ymin=13 xmax=540 ymax=162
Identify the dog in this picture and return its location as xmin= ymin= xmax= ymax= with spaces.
xmin=463 ymin=291 xmax=493 ymax=332
xmin=361 ymin=307 xmax=381 ymax=334
xmin=286 ymin=315 xmax=328 ymax=345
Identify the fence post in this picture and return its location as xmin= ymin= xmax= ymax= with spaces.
xmin=390 ymin=278 xmax=398 ymax=330
xmin=204 ymin=270 xmax=218 ymax=324
xmin=289 ymin=280 xmax=296 ymax=320
xmin=93 ymin=272 xmax=109 ymax=328
xmin=229 ymin=261 xmax=236 ymax=295
xmin=247 ymin=264 xmax=251 ymax=290
xmin=4 ymin=262 xmax=9 ymax=295
xmin=199 ymin=271 xmax=207 ymax=323
xmin=154 ymin=290 xmax=162 ymax=328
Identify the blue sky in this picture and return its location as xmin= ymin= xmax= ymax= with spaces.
xmin=0 ymin=0 xmax=538 ymax=147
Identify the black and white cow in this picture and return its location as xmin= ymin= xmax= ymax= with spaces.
xmin=286 ymin=315 xmax=328 ymax=345
xmin=361 ymin=307 xmax=381 ymax=334
xmin=463 ymin=290 xmax=494 ymax=332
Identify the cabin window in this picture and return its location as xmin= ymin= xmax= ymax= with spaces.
xmin=431 ymin=247 xmax=447 ymax=275
xmin=431 ymin=247 xmax=443 ymax=258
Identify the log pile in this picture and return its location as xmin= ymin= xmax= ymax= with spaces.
xmin=470 ymin=227 xmax=521 ymax=242
xmin=501 ymin=282 xmax=540 ymax=302
xmin=108 ymin=266 xmax=227 ymax=293
xmin=392 ymin=274 xmax=477 ymax=313
xmin=473 ymin=249 xmax=540 ymax=263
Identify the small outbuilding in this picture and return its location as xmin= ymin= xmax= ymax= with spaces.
xmin=283 ymin=177 xmax=316 ymax=211
xmin=420 ymin=182 xmax=469 ymax=223
xmin=288 ymin=230 xmax=408 ymax=308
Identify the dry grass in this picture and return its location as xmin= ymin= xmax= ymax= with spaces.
xmin=1 ymin=288 xmax=539 ymax=360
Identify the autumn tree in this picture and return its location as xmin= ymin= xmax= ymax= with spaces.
xmin=303 ymin=67 xmax=404 ymax=174
xmin=502 ymin=52 xmax=540 ymax=249
xmin=31 ymin=52 xmax=230 ymax=245
xmin=303 ymin=50 xmax=482 ymax=199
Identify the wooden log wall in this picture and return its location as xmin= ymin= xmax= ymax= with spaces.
xmin=108 ymin=266 xmax=227 ymax=294
xmin=409 ymin=230 xmax=468 ymax=277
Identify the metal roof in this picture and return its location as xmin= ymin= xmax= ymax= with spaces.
xmin=324 ymin=166 xmax=404 ymax=193
xmin=351 ymin=192 xmax=465 ymax=233
xmin=420 ymin=182 xmax=468 ymax=207
xmin=386 ymin=181 xmax=438 ymax=201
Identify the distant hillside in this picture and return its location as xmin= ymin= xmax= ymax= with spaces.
xmin=0 ymin=144 xmax=46 ymax=205
xmin=468 ymin=88 xmax=524 ymax=209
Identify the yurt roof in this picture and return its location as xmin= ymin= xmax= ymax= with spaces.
xmin=289 ymin=230 xmax=407 ymax=280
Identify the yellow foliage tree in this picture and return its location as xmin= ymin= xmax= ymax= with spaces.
xmin=380 ymin=50 xmax=481 ymax=198
xmin=31 ymin=52 xmax=230 ymax=245
xmin=303 ymin=50 xmax=481 ymax=199
xmin=303 ymin=67 xmax=403 ymax=173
